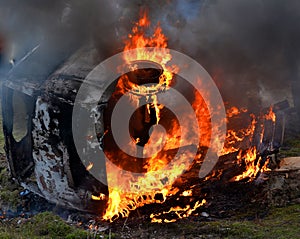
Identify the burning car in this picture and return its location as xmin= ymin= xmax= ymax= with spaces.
xmin=1 ymin=10 xmax=290 ymax=222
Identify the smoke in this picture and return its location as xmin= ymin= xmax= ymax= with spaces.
xmin=0 ymin=0 xmax=122 ymax=76
xmin=1 ymin=0 xmax=300 ymax=113
xmin=101 ymin=0 xmax=300 ymax=113
xmin=162 ymin=0 xmax=300 ymax=111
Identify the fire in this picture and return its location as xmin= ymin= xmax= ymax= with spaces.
xmin=221 ymin=114 xmax=257 ymax=155
xmin=151 ymin=94 xmax=164 ymax=124
xmin=231 ymin=146 xmax=271 ymax=182
xmin=150 ymin=199 xmax=206 ymax=223
xmin=221 ymin=106 xmax=277 ymax=156
xmin=232 ymin=147 xmax=260 ymax=181
xmin=101 ymin=10 xmax=275 ymax=223
xmin=91 ymin=193 xmax=106 ymax=201
xmin=102 ymin=10 xmax=206 ymax=222
xmin=265 ymin=106 xmax=276 ymax=122
xmin=181 ymin=190 xmax=193 ymax=197
xmin=226 ymin=106 xmax=247 ymax=119
xmin=86 ymin=162 xmax=93 ymax=171
xmin=203 ymin=106 xmax=275 ymax=182
xmin=222 ymin=106 xmax=275 ymax=181
xmin=123 ymin=9 xmax=177 ymax=88
xmin=102 ymin=189 xmax=122 ymax=221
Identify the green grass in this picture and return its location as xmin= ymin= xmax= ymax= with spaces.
xmin=281 ymin=139 xmax=300 ymax=157
xmin=0 ymin=164 xmax=21 ymax=210
xmin=0 ymin=212 xmax=117 ymax=239
xmin=0 ymin=205 xmax=298 ymax=238
xmin=217 ymin=204 xmax=300 ymax=239
xmin=0 ymin=212 xmax=90 ymax=239
xmin=133 ymin=204 xmax=300 ymax=239
xmin=0 ymin=104 xmax=4 ymax=154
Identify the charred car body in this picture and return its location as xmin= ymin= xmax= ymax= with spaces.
xmin=1 ymin=43 xmax=290 ymax=213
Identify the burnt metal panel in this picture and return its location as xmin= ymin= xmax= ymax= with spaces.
xmin=1 ymin=86 xmax=35 ymax=180
xmin=1 ymin=44 xmax=111 ymax=213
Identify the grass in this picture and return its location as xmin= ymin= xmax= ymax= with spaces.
xmin=215 ymin=204 xmax=300 ymax=239
xmin=0 ymin=163 xmax=21 ymax=210
xmin=0 ymin=205 xmax=298 ymax=238
xmin=0 ymin=212 xmax=91 ymax=239
xmin=281 ymin=139 xmax=300 ymax=157
xmin=130 ymin=204 xmax=300 ymax=239
xmin=0 ymin=104 xmax=4 ymax=154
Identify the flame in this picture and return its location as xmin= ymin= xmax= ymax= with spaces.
xmin=226 ymin=106 xmax=247 ymax=119
xmin=221 ymin=106 xmax=276 ymax=156
xmin=91 ymin=193 xmax=106 ymax=201
xmin=181 ymin=190 xmax=193 ymax=197
xmin=150 ymin=199 xmax=206 ymax=223
xmin=103 ymin=10 xmax=186 ymax=222
xmin=222 ymin=109 xmax=257 ymax=155
xmin=265 ymin=106 xmax=276 ymax=122
xmin=232 ymin=147 xmax=260 ymax=181
xmin=201 ymin=106 xmax=274 ymax=182
xmin=261 ymin=157 xmax=271 ymax=172
xmin=230 ymin=107 xmax=275 ymax=181
xmin=102 ymin=189 xmax=122 ymax=221
xmin=86 ymin=162 xmax=93 ymax=171
xmin=123 ymin=9 xmax=177 ymax=88
xmin=232 ymin=146 xmax=270 ymax=182
xmin=151 ymin=94 xmax=164 ymax=124
xmin=101 ymin=9 xmax=275 ymax=223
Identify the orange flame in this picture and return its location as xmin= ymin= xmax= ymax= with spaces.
xmin=222 ymin=112 xmax=257 ymax=155
xmin=181 ymin=190 xmax=193 ymax=197
xmin=123 ymin=9 xmax=177 ymax=87
xmin=232 ymin=146 xmax=271 ymax=182
xmin=150 ymin=199 xmax=206 ymax=223
xmin=265 ymin=106 xmax=276 ymax=122
xmin=233 ymin=147 xmax=260 ymax=181
xmin=102 ymin=10 xmax=275 ymax=222
xmin=226 ymin=106 xmax=247 ymax=119
xmin=102 ymin=9 xmax=210 ymax=222
xmin=86 ymin=162 xmax=93 ymax=171
xmin=91 ymin=193 xmax=106 ymax=201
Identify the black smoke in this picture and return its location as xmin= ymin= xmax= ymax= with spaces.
xmin=132 ymin=1 xmax=300 ymax=113
xmin=0 ymin=0 xmax=122 ymax=76
xmin=1 ymin=0 xmax=300 ymax=116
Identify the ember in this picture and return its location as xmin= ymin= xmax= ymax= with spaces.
xmin=150 ymin=199 xmax=206 ymax=223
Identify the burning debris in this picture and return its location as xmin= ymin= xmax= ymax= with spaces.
xmin=0 ymin=6 xmax=295 ymax=226
xmin=98 ymin=11 xmax=289 ymax=223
